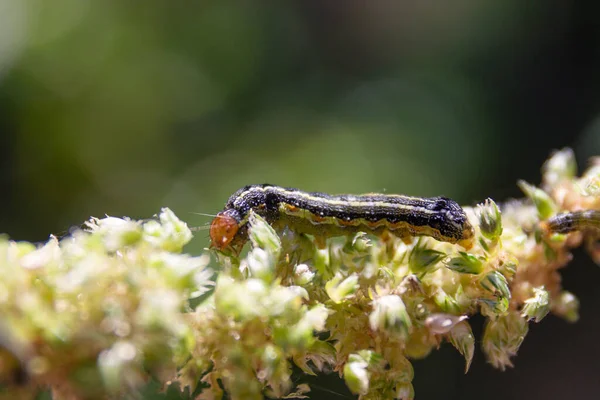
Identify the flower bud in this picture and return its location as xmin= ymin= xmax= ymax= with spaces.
xmin=552 ymin=291 xmax=579 ymax=323
xmin=98 ymin=341 xmax=138 ymax=392
xmin=517 ymin=181 xmax=557 ymax=220
xmin=343 ymin=351 xmax=381 ymax=395
xmin=314 ymin=248 xmax=331 ymax=278
xmin=283 ymin=305 xmax=329 ymax=349
xmin=395 ymin=383 xmax=415 ymax=400
xmin=293 ymin=263 xmax=315 ymax=286
xmin=482 ymin=312 xmax=529 ymax=370
xmin=325 ymin=273 xmax=359 ymax=303
xmin=20 ymin=236 xmax=61 ymax=270
xmin=214 ymin=276 xmax=266 ymax=321
xmin=542 ymin=148 xmax=576 ymax=189
xmin=521 ymin=287 xmax=550 ymax=322
xmin=344 ymin=357 xmax=369 ymax=395
xmin=480 ymin=271 xmax=511 ymax=299
xmin=346 ymin=232 xmax=371 ymax=253
xmin=248 ymin=212 xmax=281 ymax=256
xmin=409 ymin=243 xmax=445 ymax=276
xmin=448 ymin=321 xmax=475 ymax=373
xmin=143 ymin=208 xmax=192 ymax=252
xmin=433 ymin=289 xmax=461 ymax=314
xmin=581 ymin=163 xmax=600 ymax=196
xmin=87 ymin=216 xmax=143 ymax=252
xmin=369 ymin=295 xmax=412 ymax=339
xmin=477 ymin=198 xmax=503 ymax=241
xmin=446 ymin=252 xmax=484 ymax=274
xmin=246 ymin=247 xmax=276 ymax=283
xmin=479 ymin=296 xmax=509 ymax=316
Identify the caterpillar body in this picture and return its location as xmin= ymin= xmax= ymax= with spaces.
xmin=545 ymin=210 xmax=600 ymax=234
xmin=209 ymin=184 xmax=475 ymax=252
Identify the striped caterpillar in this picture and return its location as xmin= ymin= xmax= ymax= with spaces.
xmin=544 ymin=210 xmax=600 ymax=234
xmin=209 ymin=184 xmax=475 ymax=252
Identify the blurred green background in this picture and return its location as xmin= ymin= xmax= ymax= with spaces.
xmin=1 ymin=1 xmax=600 ymax=399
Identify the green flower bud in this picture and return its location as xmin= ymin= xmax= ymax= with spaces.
xmin=433 ymin=289 xmax=461 ymax=314
xmin=521 ymin=287 xmax=550 ymax=322
xmin=259 ymin=344 xmax=283 ymax=381
xmin=344 ymin=232 xmax=371 ymax=253
xmin=369 ymin=295 xmax=412 ymax=339
xmin=214 ymin=276 xmax=266 ymax=321
xmin=479 ymin=296 xmax=509 ymax=316
xmin=301 ymin=305 xmax=329 ymax=332
xmin=552 ymin=291 xmax=580 ymax=323
xmin=3 ymin=239 xmax=36 ymax=262
xmin=499 ymin=257 xmax=518 ymax=277
xmin=343 ymin=351 xmax=381 ymax=395
xmin=581 ymin=164 xmax=600 ymax=196
xmin=19 ymin=236 xmax=61 ymax=270
xmin=446 ymin=252 xmax=484 ymax=274
xmin=343 ymin=355 xmax=370 ymax=395
xmin=395 ymin=382 xmax=415 ymax=400
xmin=98 ymin=341 xmax=137 ymax=392
xmin=448 ymin=321 xmax=475 ymax=373
xmin=477 ymin=198 xmax=503 ymax=241
xmin=517 ymin=181 xmax=557 ymax=220
xmin=409 ymin=242 xmax=445 ymax=276
xmin=86 ymin=216 xmax=142 ymax=252
xmin=325 ymin=273 xmax=359 ymax=303
xmin=135 ymin=288 xmax=187 ymax=335
xmin=482 ymin=312 xmax=529 ymax=370
xmin=266 ymin=286 xmax=305 ymax=318
xmin=248 ymin=212 xmax=281 ymax=256
xmin=148 ymin=252 xmax=212 ymax=295
xmin=293 ymin=263 xmax=315 ymax=286
xmin=143 ymin=208 xmax=192 ymax=252
xmin=542 ymin=148 xmax=577 ymax=189
xmin=246 ymin=247 xmax=276 ymax=283
xmin=314 ymin=248 xmax=332 ymax=279
xmin=283 ymin=305 xmax=329 ymax=350
xmin=480 ymin=271 xmax=511 ymax=299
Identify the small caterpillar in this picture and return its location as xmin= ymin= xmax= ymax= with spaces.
xmin=545 ymin=210 xmax=600 ymax=234
xmin=209 ymin=184 xmax=475 ymax=252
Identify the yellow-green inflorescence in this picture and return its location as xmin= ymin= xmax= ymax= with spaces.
xmin=1 ymin=149 xmax=599 ymax=399
xmin=0 ymin=209 xmax=213 ymax=399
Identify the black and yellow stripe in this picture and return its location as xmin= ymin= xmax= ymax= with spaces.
xmin=210 ymin=184 xmax=475 ymax=251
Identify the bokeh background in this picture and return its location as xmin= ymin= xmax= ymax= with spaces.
xmin=1 ymin=1 xmax=600 ymax=399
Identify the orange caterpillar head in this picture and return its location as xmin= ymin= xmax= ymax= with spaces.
xmin=209 ymin=211 xmax=240 ymax=250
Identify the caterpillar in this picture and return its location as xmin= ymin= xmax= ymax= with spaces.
xmin=545 ymin=210 xmax=600 ymax=234
xmin=209 ymin=184 xmax=475 ymax=252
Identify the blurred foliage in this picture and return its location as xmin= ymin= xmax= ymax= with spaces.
xmin=1 ymin=1 xmax=599 ymax=246
xmin=1 ymin=1 xmax=600 ymax=399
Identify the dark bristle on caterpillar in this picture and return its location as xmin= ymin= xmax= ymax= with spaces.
xmin=209 ymin=184 xmax=475 ymax=252
xmin=544 ymin=210 xmax=600 ymax=234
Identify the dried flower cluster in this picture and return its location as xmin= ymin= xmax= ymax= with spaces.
xmin=0 ymin=149 xmax=598 ymax=399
